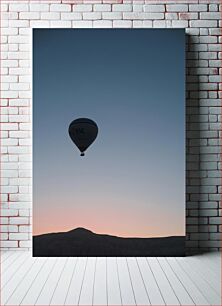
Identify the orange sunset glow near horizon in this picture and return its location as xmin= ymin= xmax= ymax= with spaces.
xmin=33 ymin=195 xmax=185 ymax=238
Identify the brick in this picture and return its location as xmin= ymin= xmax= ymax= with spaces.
xmin=209 ymin=4 xmax=219 ymax=12
xmin=1 ymin=178 xmax=9 ymax=185
xmin=142 ymin=21 xmax=153 ymax=28
xmin=199 ymin=52 xmax=217 ymax=60
xmin=0 ymin=218 xmax=8 ymax=225
xmin=199 ymin=225 xmax=217 ymax=233
xmin=7 ymin=201 xmax=31 ymax=209
xmin=19 ymin=12 xmax=40 ymax=20
xmin=186 ymin=218 xmax=198 ymax=225
xmin=50 ymin=4 xmax=71 ymax=12
xmin=2 ymin=28 xmax=18 ymax=36
xmin=1 ymin=233 xmax=9 ymax=240
xmin=112 ymin=4 xmax=132 ymax=11
xmin=9 ymin=217 xmax=29 ymax=225
xmin=1 ymin=60 xmax=18 ymax=68
xmin=8 ymin=44 xmax=18 ymax=52
xmin=9 ymin=20 xmax=29 ymax=28
xmin=199 ymin=209 xmax=218 ymax=217
xmin=154 ymin=20 xmax=172 ymax=28
xmin=9 ymin=233 xmax=29 ymax=240
xmin=30 ymin=4 xmax=49 ymax=12
xmin=73 ymin=4 xmax=92 ymax=12
xmin=19 ymin=210 xmax=29 ymax=217
xmin=93 ymin=20 xmax=112 ymax=28
xmin=209 ymin=217 xmax=221 ymax=225
xmin=1 ymin=160 xmax=18 ymax=167
xmin=123 ymin=12 xmax=164 ymax=19
xmin=20 ymin=44 xmax=31 ymax=52
xmin=210 ymin=233 xmax=221 ymax=240
xmin=190 ymin=233 xmax=209 ymax=240
xmin=133 ymin=20 xmax=143 ymax=28
xmin=180 ymin=13 xmax=198 ymax=20
xmin=2 ymin=12 xmax=18 ymax=20
xmin=41 ymin=12 xmax=60 ymax=20
xmin=209 ymin=28 xmax=221 ymax=35
xmin=83 ymin=12 xmax=102 ymax=20
xmin=1 ymin=4 xmax=8 ymax=11
xmin=165 ymin=13 xmax=177 ymax=20
xmin=19 ymin=225 xmax=31 ymax=233
xmin=102 ymin=12 xmax=122 ymax=19
xmin=166 ymin=5 xmax=188 ymax=12
xmin=8 ymin=156 xmax=19 ymax=164
xmin=9 ymin=99 xmax=29 ymax=107
xmin=30 ymin=21 xmax=50 ymax=28
xmin=19 ymin=241 xmax=31 ymax=248
xmin=72 ymin=21 xmax=93 ymax=28
xmin=200 ymin=202 xmax=218 ymax=209
xmin=1 ymin=209 xmax=18 ymax=216
xmin=200 ymin=12 xmax=221 ymax=20
xmin=113 ymin=20 xmax=132 ymax=28
xmin=9 ymin=225 xmax=19 ymax=232
xmin=8 ymin=146 xmax=30 ymax=154
xmin=61 ymin=13 xmax=82 ymax=20
xmin=93 ymin=4 xmax=111 ymax=11
xmin=199 ymin=36 xmax=217 ymax=44
xmin=199 ymin=241 xmax=221 ymax=248
xmin=144 ymin=5 xmax=165 ymax=12
xmin=9 ymin=4 xmax=28 ymax=11
xmin=189 ymin=4 xmax=207 ymax=12
xmin=50 ymin=21 xmax=72 ymax=28
xmin=190 ymin=20 xmax=217 ymax=28
xmin=10 ymin=131 xmax=30 ymax=138
xmin=9 ymin=115 xmax=29 ymax=123
xmin=209 ymin=60 xmax=221 ymax=67
xmin=0 ymin=241 xmax=18 ymax=248
xmin=172 ymin=20 xmax=188 ymax=28
xmin=1 ymin=91 xmax=18 ymax=99
xmin=208 ymin=170 xmax=221 ymax=178
xmin=1 ymin=170 xmax=18 ymax=178
xmin=9 ymin=68 xmax=30 ymax=75
xmin=200 ymin=162 xmax=217 ymax=170
xmin=0 ymin=225 xmax=8 ymax=232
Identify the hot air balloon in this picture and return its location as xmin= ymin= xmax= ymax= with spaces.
xmin=68 ymin=118 xmax=98 ymax=156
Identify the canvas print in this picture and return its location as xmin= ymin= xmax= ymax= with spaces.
xmin=33 ymin=29 xmax=185 ymax=256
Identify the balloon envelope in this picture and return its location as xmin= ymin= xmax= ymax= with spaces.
xmin=68 ymin=118 xmax=98 ymax=156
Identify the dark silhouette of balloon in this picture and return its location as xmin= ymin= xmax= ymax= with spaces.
xmin=68 ymin=118 xmax=98 ymax=156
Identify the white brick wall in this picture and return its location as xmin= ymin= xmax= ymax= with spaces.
xmin=0 ymin=0 xmax=221 ymax=253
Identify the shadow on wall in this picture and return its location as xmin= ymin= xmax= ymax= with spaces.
xmin=186 ymin=34 xmax=209 ymax=255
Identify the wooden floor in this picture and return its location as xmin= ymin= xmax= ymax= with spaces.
xmin=0 ymin=251 xmax=221 ymax=306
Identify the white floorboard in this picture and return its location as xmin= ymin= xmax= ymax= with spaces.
xmin=51 ymin=257 xmax=77 ymax=305
xmin=127 ymin=257 xmax=150 ymax=305
xmin=78 ymin=257 xmax=96 ymax=305
xmin=137 ymin=257 xmax=165 ymax=305
xmin=35 ymin=257 xmax=67 ymax=305
xmin=157 ymin=257 xmax=194 ymax=305
xmin=107 ymin=257 xmax=121 ymax=305
xmin=0 ymin=251 xmax=221 ymax=306
xmin=148 ymin=257 xmax=180 ymax=305
xmin=93 ymin=257 xmax=107 ymax=305
xmin=64 ymin=257 xmax=87 ymax=305
xmin=166 ymin=257 xmax=210 ymax=305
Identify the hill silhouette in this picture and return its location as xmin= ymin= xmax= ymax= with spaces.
xmin=33 ymin=227 xmax=185 ymax=256
xmin=33 ymin=227 xmax=185 ymax=257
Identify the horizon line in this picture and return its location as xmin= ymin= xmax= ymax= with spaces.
xmin=33 ymin=226 xmax=185 ymax=239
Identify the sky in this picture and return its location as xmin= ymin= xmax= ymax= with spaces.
xmin=33 ymin=29 xmax=185 ymax=238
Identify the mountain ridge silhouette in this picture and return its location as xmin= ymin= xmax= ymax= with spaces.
xmin=33 ymin=227 xmax=185 ymax=256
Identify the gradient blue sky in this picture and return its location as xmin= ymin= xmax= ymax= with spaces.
xmin=33 ymin=29 xmax=185 ymax=237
